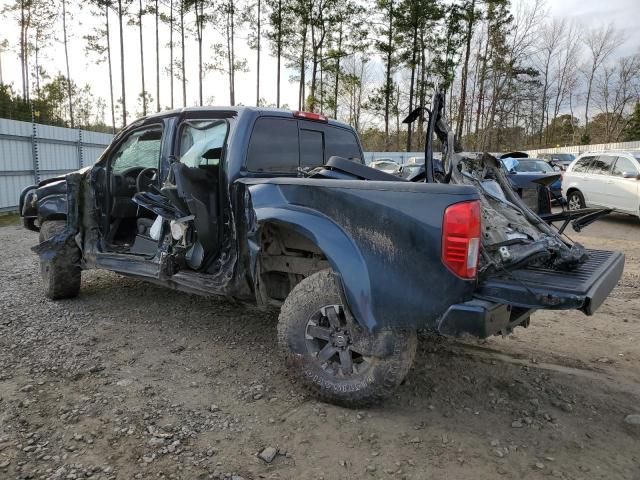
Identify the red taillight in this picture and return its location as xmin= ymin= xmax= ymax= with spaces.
xmin=442 ymin=200 xmax=481 ymax=279
xmin=293 ymin=111 xmax=328 ymax=122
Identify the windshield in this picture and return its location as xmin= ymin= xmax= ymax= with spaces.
xmin=179 ymin=120 xmax=229 ymax=168
xmin=112 ymin=127 xmax=162 ymax=173
xmin=507 ymin=159 xmax=554 ymax=173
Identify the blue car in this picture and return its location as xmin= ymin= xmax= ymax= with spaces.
xmin=501 ymin=157 xmax=563 ymax=204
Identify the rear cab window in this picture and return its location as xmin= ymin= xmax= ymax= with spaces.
xmin=300 ymin=128 xmax=324 ymax=168
xmin=246 ymin=118 xmax=300 ymax=173
xmin=324 ymin=125 xmax=361 ymax=162
xmin=245 ymin=116 xmax=363 ymax=174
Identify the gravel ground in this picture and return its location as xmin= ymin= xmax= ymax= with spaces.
xmin=0 ymin=215 xmax=639 ymax=480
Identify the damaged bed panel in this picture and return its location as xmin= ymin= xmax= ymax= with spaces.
xmin=420 ymin=92 xmax=593 ymax=276
xmin=241 ymin=177 xmax=480 ymax=331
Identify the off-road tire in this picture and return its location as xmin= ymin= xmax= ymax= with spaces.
xmin=277 ymin=269 xmax=417 ymax=407
xmin=39 ymin=220 xmax=81 ymax=300
xmin=567 ymin=190 xmax=586 ymax=210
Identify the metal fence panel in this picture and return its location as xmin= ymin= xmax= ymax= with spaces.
xmin=83 ymin=145 xmax=110 ymax=166
xmin=0 ymin=119 xmax=33 ymax=172
xmin=363 ymin=151 xmax=426 ymax=165
xmin=0 ymin=174 xmax=33 ymax=212
xmin=527 ymin=141 xmax=640 ymax=157
xmin=0 ymin=118 xmax=113 ymax=213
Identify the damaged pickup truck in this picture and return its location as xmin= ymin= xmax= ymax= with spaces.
xmin=20 ymin=94 xmax=624 ymax=406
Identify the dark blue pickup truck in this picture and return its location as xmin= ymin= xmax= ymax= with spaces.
xmin=19 ymin=94 xmax=624 ymax=407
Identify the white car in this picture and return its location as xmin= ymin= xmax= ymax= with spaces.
xmin=369 ymin=159 xmax=400 ymax=174
xmin=563 ymin=151 xmax=640 ymax=218
xmin=405 ymin=156 xmax=424 ymax=165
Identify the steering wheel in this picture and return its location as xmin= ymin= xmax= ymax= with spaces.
xmin=136 ymin=167 xmax=157 ymax=193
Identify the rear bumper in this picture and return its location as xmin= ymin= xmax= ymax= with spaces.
xmin=476 ymin=249 xmax=624 ymax=315
xmin=437 ymin=300 xmax=532 ymax=338
xmin=437 ymin=249 xmax=624 ymax=338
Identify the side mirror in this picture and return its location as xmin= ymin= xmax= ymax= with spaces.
xmin=621 ymin=171 xmax=639 ymax=179
xmin=553 ymin=166 xmax=561 ymax=172
xmin=202 ymin=147 xmax=222 ymax=160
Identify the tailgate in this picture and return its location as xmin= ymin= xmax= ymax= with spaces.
xmin=477 ymin=249 xmax=625 ymax=315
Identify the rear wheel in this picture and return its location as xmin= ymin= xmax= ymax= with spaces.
xmin=277 ymin=269 xmax=417 ymax=407
xmin=39 ymin=220 xmax=81 ymax=300
xmin=567 ymin=190 xmax=586 ymax=210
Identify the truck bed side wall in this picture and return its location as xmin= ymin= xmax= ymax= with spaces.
xmin=244 ymin=178 xmax=479 ymax=331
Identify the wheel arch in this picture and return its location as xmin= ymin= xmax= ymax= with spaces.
xmin=249 ymin=207 xmax=378 ymax=331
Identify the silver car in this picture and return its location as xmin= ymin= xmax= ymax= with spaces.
xmin=369 ymin=159 xmax=400 ymax=174
xmin=539 ymin=153 xmax=576 ymax=171
xmin=563 ymin=151 xmax=640 ymax=219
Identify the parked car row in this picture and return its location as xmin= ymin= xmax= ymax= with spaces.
xmin=367 ymin=156 xmax=426 ymax=175
xmin=369 ymin=149 xmax=640 ymax=220
xmin=369 ymin=152 xmax=561 ymax=214
xmin=538 ymin=153 xmax=576 ymax=171
xmin=369 ymin=159 xmax=400 ymax=174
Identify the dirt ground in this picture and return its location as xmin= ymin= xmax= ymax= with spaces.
xmin=0 ymin=213 xmax=639 ymax=480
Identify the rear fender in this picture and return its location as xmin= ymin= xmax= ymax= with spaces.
xmin=243 ymin=180 xmax=479 ymax=333
xmin=249 ymin=205 xmax=377 ymax=331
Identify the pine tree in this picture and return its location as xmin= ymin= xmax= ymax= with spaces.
xmin=623 ymin=102 xmax=640 ymax=141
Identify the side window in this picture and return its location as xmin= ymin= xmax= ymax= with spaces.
xmin=246 ymin=118 xmax=299 ymax=173
xmin=325 ymin=126 xmax=362 ymax=162
xmin=612 ymin=157 xmax=639 ymax=177
xmin=300 ymin=129 xmax=324 ymax=168
xmin=588 ymin=155 xmax=615 ymax=175
xmin=179 ymin=120 xmax=229 ymax=168
xmin=111 ymin=126 xmax=162 ymax=173
xmin=572 ymin=156 xmax=594 ymax=173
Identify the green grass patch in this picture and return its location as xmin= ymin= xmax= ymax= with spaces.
xmin=0 ymin=214 xmax=20 ymax=227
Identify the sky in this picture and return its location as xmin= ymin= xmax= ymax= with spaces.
xmin=0 ymin=0 xmax=302 ymax=115
xmin=548 ymin=0 xmax=640 ymax=57
xmin=0 ymin=0 xmax=639 ymax=123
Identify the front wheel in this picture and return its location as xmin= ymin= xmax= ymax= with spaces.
xmin=567 ymin=190 xmax=586 ymax=210
xmin=39 ymin=220 xmax=81 ymax=300
xmin=277 ymin=269 xmax=417 ymax=407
